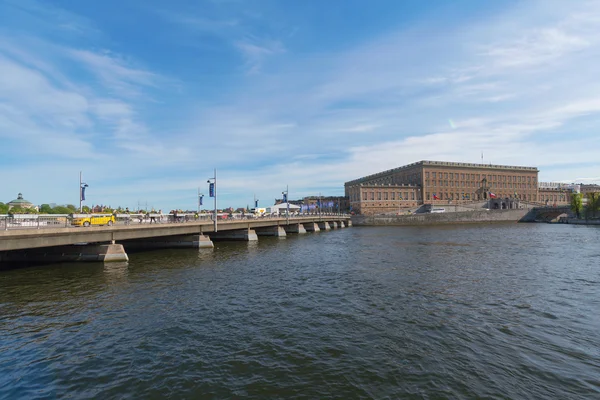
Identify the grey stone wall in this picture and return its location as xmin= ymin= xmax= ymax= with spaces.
xmin=352 ymin=209 xmax=529 ymax=226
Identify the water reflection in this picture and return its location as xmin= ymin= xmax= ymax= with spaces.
xmin=103 ymin=262 xmax=129 ymax=283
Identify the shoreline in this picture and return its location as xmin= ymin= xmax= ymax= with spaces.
xmin=351 ymin=209 xmax=528 ymax=226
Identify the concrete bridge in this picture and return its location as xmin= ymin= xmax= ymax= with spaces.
xmin=519 ymin=206 xmax=574 ymax=222
xmin=0 ymin=215 xmax=351 ymax=264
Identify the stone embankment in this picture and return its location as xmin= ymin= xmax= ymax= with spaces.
xmin=352 ymin=209 xmax=528 ymax=226
xmin=565 ymin=219 xmax=600 ymax=225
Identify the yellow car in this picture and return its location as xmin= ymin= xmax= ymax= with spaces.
xmin=71 ymin=214 xmax=116 ymax=227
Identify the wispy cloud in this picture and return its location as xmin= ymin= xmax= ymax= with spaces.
xmin=67 ymin=49 xmax=158 ymax=97
xmin=235 ymin=37 xmax=285 ymax=74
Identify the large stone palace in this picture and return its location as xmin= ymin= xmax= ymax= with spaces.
xmin=344 ymin=160 xmax=578 ymax=215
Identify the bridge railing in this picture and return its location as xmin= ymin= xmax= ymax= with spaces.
xmin=1 ymin=213 xmax=350 ymax=231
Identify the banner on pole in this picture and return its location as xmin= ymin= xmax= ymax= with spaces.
xmin=209 ymin=183 xmax=215 ymax=197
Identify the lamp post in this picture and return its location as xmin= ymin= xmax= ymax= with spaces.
xmin=197 ymin=187 xmax=204 ymax=214
xmin=207 ymin=168 xmax=217 ymax=232
xmin=282 ymin=185 xmax=289 ymax=224
xmin=79 ymin=171 xmax=88 ymax=213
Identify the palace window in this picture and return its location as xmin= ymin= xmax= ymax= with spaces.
xmin=370 ymin=192 xmax=374 ymax=200
xmin=363 ymin=192 xmax=368 ymax=200
xmin=378 ymin=192 xmax=382 ymax=200
xmin=384 ymin=192 xmax=388 ymax=200
xmin=391 ymin=192 xmax=395 ymax=200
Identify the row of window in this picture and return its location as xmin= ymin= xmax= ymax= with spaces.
xmin=361 ymin=202 xmax=417 ymax=207
xmin=425 ymin=171 xmax=536 ymax=184
xmin=425 ymin=180 xmax=534 ymax=189
xmin=361 ymin=192 xmax=418 ymax=201
xmin=424 ymin=192 xmax=537 ymax=201
xmin=541 ymin=194 xmax=566 ymax=202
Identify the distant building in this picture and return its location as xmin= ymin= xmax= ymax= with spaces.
xmin=302 ymin=196 xmax=350 ymax=212
xmin=7 ymin=193 xmax=38 ymax=211
xmin=580 ymin=184 xmax=600 ymax=195
xmin=345 ymin=160 xmax=540 ymax=215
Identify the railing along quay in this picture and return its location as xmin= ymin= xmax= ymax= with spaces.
xmin=0 ymin=213 xmax=349 ymax=231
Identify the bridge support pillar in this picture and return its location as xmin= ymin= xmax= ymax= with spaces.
xmin=284 ymin=223 xmax=306 ymax=234
xmin=317 ymin=221 xmax=331 ymax=231
xmin=121 ymin=234 xmax=214 ymax=250
xmin=339 ymin=221 xmax=346 ymax=228
xmin=0 ymin=243 xmax=129 ymax=264
xmin=255 ymin=226 xmax=286 ymax=237
xmin=209 ymin=229 xmax=258 ymax=242
xmin=330 ymin=221 xmax=338 ymax=229
xmin=346 ymin=220 xmax=353 ymax=227
xmin=304 ymin=223 xmax=320 ymax=232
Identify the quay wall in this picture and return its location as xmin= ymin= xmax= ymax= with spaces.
xmin=566 ymin=219 xmax=600 ymax=225
xmin=352 ymin=209 xmax=528 ymax=226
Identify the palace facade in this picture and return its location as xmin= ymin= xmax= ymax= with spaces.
xmin=345 ymin=160 xmax=542 ymax=215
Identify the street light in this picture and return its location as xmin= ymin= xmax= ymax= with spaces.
xmin=282 ymin=185 xmax=289 ymax=224
xmin=207 ymin=168 xmax=217 ymax=232
xmin=79 ymin=171 xmax=89 ymax=213
xmin=197 ymin=187 xmax=204 ymax=214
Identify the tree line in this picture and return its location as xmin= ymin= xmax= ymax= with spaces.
xmin=570 ymin=192 xmax=600 ymax=219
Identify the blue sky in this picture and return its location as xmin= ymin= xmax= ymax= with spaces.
xmin=1 ymin=0 xmax=599 ymax=211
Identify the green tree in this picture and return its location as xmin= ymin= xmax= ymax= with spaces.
xmin=52 ymin=206 xmax=74 ymax=215
xmin=0 ymin=202 xmax=8 ymax=214
xmin=66 ymin=204 xmax=77 ymax=212
xmin=585 ymin=192 xmax=600 ymax=219
xmin=39 ymin=204 xmax=53 ymax=213
xmin=9 ymin=206 xmax=38 ymax=214
xmin=571 ymin=193 xmax=583 ymax=219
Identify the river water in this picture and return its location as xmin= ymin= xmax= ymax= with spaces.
xmin=1 ymin=223 xmax=599 ymax=399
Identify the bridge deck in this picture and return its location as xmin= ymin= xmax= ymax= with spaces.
xmin=0 ymin=216 xmax=349 ymax=252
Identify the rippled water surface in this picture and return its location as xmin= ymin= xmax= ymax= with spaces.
xmin=1 ymin=223 xmax=599 ymax=399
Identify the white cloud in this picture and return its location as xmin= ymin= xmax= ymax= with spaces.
xmin=235 ymin=37 xmax=285 ymax=74
xmin=67 ymin=49 xmax=158 ymax=97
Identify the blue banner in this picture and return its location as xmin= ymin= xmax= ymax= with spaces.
xmin=209 ymin=183 xmax=215 ymax=197
xmin=283 ymin=193 xmax=287 ymax=202
xmin=80 ymin=186 xmax=86 ymax=201
xmin=199 ymin=195 xmax=203 ymax=206
xmin=255 ymin=199 xmax=259 ymax=208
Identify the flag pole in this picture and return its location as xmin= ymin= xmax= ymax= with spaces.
xmin=79 ymin=171 xmax=82 ymax=213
